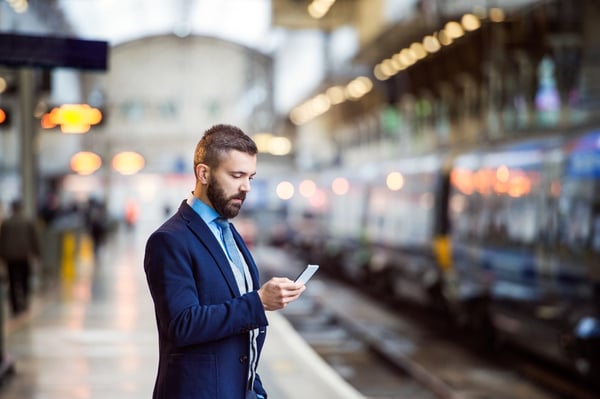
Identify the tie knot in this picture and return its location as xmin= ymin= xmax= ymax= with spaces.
xmin=215 ymin=218 xmax=230 ymax=230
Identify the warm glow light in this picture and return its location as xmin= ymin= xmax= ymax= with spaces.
xmin=0 ymin=109 xmax=5 ymax=124
xmin=307 ymin=0 xmax=335 ymax=19
xmin=276 ymin=181 xmax=294 ymax=200
xmin=410 ymin=42 xmax=428 ymax=60
xmin=461 ymin=13 xmax=481 ymax=31
xmin=508 ymin=175 xmax=531 ymax=197
xmin=299 ymin=179 xmax=317 ymax=198
xmin=43 ymin=104 xmax=102 ymax=134
xmin=9 ymin=0 xmax=28 ymax=13
xmin=489 ymin=8 xmax=505 ymax=22
xmin=253 ymin=133 xmax=292 ymax=155
xmin=451 ymin=169 xmax=475 ymax=195
xmin=474 ymin=169 xmax=493 ymax=195
xmin=253 ymin=133 xmax=272 ymax=152
xmin=423 ymin=35 xmax=441 ymax=53
xmin=444 ymin=21 xmax=464 ymax=39
xmin=290 ymin=75 xmax=372 ymax=124
xmin=326 ymin=86 xmax=346 ymax=105
xmin=374 ymin=64 xmax=388 ymax=81
xmin=346 ymin=76 xmax=373 ymax=100
xmin=331 ymin=177 xmax=349 ymax=195
xmin=438 ymin=30 xmax=453 ymax=46
xmin=112 ymin=151 xmax=145 ymax=175
xmin=496 ymin=165 xmax=510 ymax=182
xmin=268 ymin=137 xmax=292 ymax=156
xmin=70 ymin=151 xmax=102 ymax=175
xmin=398 ymin=48 xmax=416 ymax=66
xmin=386 ymin=171 xmax=404 ymax=191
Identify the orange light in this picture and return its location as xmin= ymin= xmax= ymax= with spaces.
xmin=41 ymin=113 xmax=56 ymax=129
xmin=70 ymin=151 xmax=102 ymax=175
xmin=451 ymin=168 xmax=474 ymax=195
xmin=42 ymin=104 xmax=102 ymax=133
xmin=112 ymin=151 xmax=145 ymax=175
xmin=0 ymin=109 xmax=6 ymax=124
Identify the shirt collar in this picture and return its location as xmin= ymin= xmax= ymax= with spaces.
xmin=186 ymin=193 xmax=220 ymax=225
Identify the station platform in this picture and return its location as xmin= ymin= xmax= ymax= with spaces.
xmin=0 ymin=222 xmax=365 ymax=399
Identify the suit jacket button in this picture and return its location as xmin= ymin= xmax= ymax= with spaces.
xmin=239 ymin=355 xmax=248 ymax=363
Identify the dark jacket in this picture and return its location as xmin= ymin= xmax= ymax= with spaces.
xmin=0 ymin=214 xmax=40 ymax=262
xmin=144 ymin=201 xmax=268 ymax=399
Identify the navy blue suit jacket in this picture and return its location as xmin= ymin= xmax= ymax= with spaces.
xmin=144 ymin=200 xmax=269 ymax=399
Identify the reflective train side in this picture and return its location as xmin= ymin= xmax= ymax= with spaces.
xmin=272 ymin=128 xmax=600 ymax=381
xmin=447 ymin=130 xmax=600 ymax=378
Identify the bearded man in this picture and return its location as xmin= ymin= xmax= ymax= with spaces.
xmin=144 ymin=124 xmax=305 ymax=399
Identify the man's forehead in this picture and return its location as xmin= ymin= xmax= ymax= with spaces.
xmin=218 ymin=150 xmax=257 ymax=172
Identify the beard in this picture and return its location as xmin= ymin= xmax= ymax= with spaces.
xmin=207 ymin=175 xmax=246 ymax=219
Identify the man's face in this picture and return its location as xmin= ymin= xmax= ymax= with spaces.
xmin=206 ymin=150 xmax=257 ymax=219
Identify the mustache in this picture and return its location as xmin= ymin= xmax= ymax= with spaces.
xmin=229 ymin=192 xmax=246 ymax=201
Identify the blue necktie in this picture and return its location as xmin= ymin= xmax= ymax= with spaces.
xmin=215 ymin=218 xmax=257 ymax=391
xmin=215 ymin=218 xmax=246 ymax=278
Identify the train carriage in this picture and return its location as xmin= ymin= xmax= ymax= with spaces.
xmin=447 ymin=130 xmax=600 ymax=379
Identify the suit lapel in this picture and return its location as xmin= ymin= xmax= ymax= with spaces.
xmin=179 ymin=202 xmax=241 ymax=297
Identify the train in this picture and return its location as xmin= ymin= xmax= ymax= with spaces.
xmin=270 ymin=125 xmax=600 ymax=382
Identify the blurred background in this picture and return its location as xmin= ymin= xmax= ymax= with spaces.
xmin=3 ymin=0 xmax=590 ymax=227
xmin=0 ymin=0 xmax=599 ymax=396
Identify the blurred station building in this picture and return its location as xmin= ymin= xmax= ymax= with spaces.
xmin=0 ymin=1 xmax=600 ymax=397
xmin=0 ymin=0 xmax=596 ymax=231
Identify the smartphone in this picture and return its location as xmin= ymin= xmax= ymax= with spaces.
xmin=294 ymin=264 xmax=319 ymax=285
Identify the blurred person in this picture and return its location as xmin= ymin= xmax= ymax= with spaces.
xmin=124 ymin=198 xmax=139 ymax=229
xmin=0 ymin=199 xmax=40 ymax=315
xmin=85 ymin=197 xmax=108 ymax=255
xmin=144 ymin=124 xmax=305 ymax=399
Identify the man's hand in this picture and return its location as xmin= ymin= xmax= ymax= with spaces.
xmin=257 ymin=277 xmax=305 ymax=311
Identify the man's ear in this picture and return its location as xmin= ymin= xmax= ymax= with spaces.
xmin=195 ymin=163 xmax=210 ymax=184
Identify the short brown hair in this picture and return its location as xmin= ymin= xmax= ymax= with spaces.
xmin=193 ymin=124 xmax=257 ymax=170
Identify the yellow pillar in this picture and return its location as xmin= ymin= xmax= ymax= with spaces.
xmin=60 ymin=232 xmax=76 ymax=281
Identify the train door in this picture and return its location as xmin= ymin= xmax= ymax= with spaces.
xmin=447 ymin=152 xmax=486 ymax=304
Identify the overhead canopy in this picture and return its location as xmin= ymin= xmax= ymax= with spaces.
xmin=0 ymin=33 xmax=108 ymax=71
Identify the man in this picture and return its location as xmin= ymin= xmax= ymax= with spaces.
xmin=0 ymin=199 xmax=40 ymax=315
xmin=144 ymin=124 xmax=305 ymax=399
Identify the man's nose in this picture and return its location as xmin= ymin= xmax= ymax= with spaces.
xmin=240 ymin=178 xmax=251 ymax=192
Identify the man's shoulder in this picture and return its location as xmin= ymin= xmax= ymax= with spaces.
xmin=150 ymin=204 xmax=205 ymax=238
xmin=153 ymin=213 xmax=187 ymax=235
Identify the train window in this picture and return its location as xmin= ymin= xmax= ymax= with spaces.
xmin=505 ymin=197 xmax=539 ymax=245
xmin=558 ymin=180 xmax=596 ymax=252
xmin=448 ymin=191 xmax=480 ymax=240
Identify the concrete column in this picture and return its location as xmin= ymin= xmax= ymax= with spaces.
xmin=18 ymin=68 xmax=37 ymax=219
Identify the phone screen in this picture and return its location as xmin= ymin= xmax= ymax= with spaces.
xmin=294 ymin=264 xmax=319 ymax=285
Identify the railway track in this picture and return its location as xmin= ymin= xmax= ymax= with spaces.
xmin=259 ymin=250 xmax=599 ymax=399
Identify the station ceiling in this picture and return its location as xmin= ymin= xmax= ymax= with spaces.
xmin=52 ymin=0 xmax=355 ymax=52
